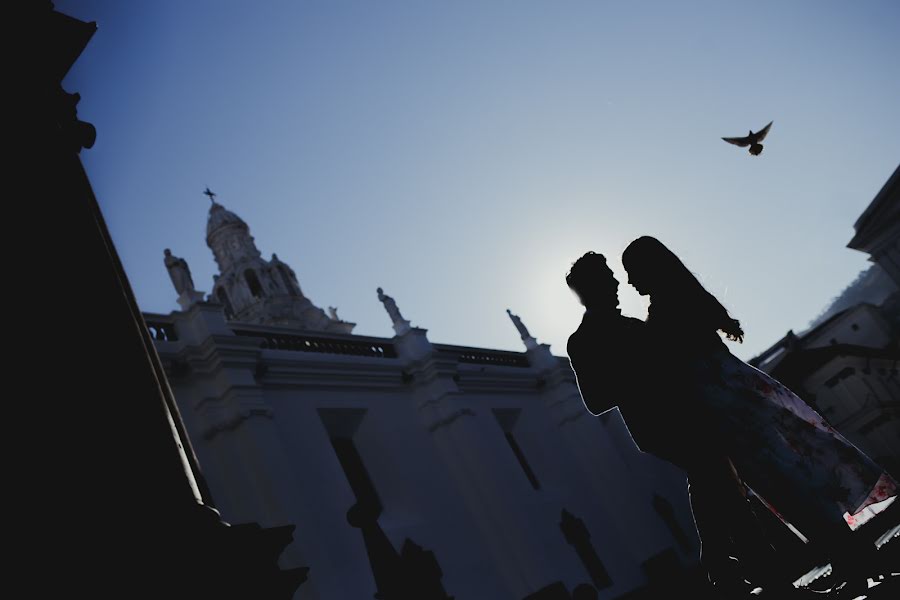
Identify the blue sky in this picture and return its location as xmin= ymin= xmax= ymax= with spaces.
xmin=59 ymin=0 xmax=900 ymax=360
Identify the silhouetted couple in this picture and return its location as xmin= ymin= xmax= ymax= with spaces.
xmin=566 ymin=237 xmax=897 ymax=599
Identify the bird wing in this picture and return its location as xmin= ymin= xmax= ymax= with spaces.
xmin=722 ymin=136 xmax=751 ymax=147
xmin=754 ymin=121 xmax=773 ymax=142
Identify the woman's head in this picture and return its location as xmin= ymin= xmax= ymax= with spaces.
xmin=622 ymin=236 xmax=744 ymax=342
xmin=621 ymin=236 xmax=679 ymax=296
xmin=566 ymin=251 xmax=618 ymax=309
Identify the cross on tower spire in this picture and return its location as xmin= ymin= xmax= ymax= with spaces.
xmin=203 ymin=187 xmax=217 ymax=204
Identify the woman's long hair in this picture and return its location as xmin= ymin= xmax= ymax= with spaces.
xmin=622 ymin=236 xmax=744 ymax=342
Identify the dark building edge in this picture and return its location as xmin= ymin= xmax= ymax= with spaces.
xmin=18 ymin=3 xmax=306 ymax=597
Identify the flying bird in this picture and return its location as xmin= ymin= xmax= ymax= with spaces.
xmin=722 ymin=121 xmax=773 ymax=156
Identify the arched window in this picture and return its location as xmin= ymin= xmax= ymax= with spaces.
xmin=216 ymin=288 xmax=235 ymax=318
xmin=244 ymin=269 xmax=263 ymax=298
xmin=278 ymin=265 xmax=297 ymax=296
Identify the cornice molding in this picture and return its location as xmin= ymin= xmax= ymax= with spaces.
xmin=427 ymin=408 xmax=476 ymax=433
xmin=193 ymin=389 xmax=273 ymax=439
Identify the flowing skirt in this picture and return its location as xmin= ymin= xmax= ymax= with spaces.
xmin=690 ymin=349 xmax=896 ymax=534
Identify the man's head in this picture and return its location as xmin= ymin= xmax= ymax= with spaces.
xmin=566 ymin=251 xmax=618 ymax=309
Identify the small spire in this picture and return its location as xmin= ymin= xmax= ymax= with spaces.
xmin=507 ymin=308 xmax=538 ymax=350
xmin=377 ymin=287 xmax=412 ymax=335
xmin=203 ymin=187 xmax=217 ymax=204
xmin=164 ymin=248 xmax=205 ymax=310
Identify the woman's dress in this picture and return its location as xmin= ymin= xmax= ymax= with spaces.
xmin=650 ymin=308 xmax=896 ymax=536
xmin=693 ymin=348 xmax=896 ymax=532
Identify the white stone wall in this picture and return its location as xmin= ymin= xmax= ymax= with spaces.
xmin=151 ymin=304 xmax=697 ymax=600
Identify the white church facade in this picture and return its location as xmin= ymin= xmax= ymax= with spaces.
xmin=145 ymin=197 xmax=702 ymax=600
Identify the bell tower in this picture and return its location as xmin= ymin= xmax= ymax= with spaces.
xmin=206 ymin=200 xmax=262 ymax=273
xmin=203 ymin=190 xmax=354 ymax=333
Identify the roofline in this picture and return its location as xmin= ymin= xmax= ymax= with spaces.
xmin=769 ymin=343 xmax=900 ymax=383
xmin=748 ymin=302 xmax=886 ymax=367
xmin=849 ymin=163 xmax=900 ymax=248
xmin=142 ymin=311 xmax=572 ymax=359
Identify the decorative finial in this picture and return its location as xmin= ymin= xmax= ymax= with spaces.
xmin=203 ymin=187 xmax=217 ymax=204
xmin=507 ymin=308 xmax=538 ymax=350
xmin=164 ymin=248 xmax=205 ymax=310
xmin=377 ymin=287 xmax=412 ymax=335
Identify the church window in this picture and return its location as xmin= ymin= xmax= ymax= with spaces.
xmin=330 ymin=435 xmax=383 ymax=514
xmin=216 ymin=288 xmax=234 ymax=317
xmin=278 ymin=265 xmax=297 ymax=296
xmin=493 ymin=409 xmax=541 ymax=490
xmin=244 ymin=269 xmax=263 ymax=297
xmin=504 ymin=432 xmax=540 ymax=490
xmin=318 ymin=409 xmax=382 ymax=512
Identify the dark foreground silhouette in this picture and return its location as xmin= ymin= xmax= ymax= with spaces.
xmin=566 ymin=245 xmax=899 ymax=599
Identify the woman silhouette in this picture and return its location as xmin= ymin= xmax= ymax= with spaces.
xmin=621 ymin=236 xmax=897 ymax=593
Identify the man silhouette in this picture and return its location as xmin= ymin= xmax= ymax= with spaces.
xmin=565 ymin=252 xmax=799 ymax=597
xmin=566 ymin=252 xmax=694 ymax=465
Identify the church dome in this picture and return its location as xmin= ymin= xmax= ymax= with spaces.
xmin=206 ymin=202 xmax=247 ymax=240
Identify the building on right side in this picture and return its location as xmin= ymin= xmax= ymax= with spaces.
xmin=751 ymin=165 xmax=899 ymax=480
